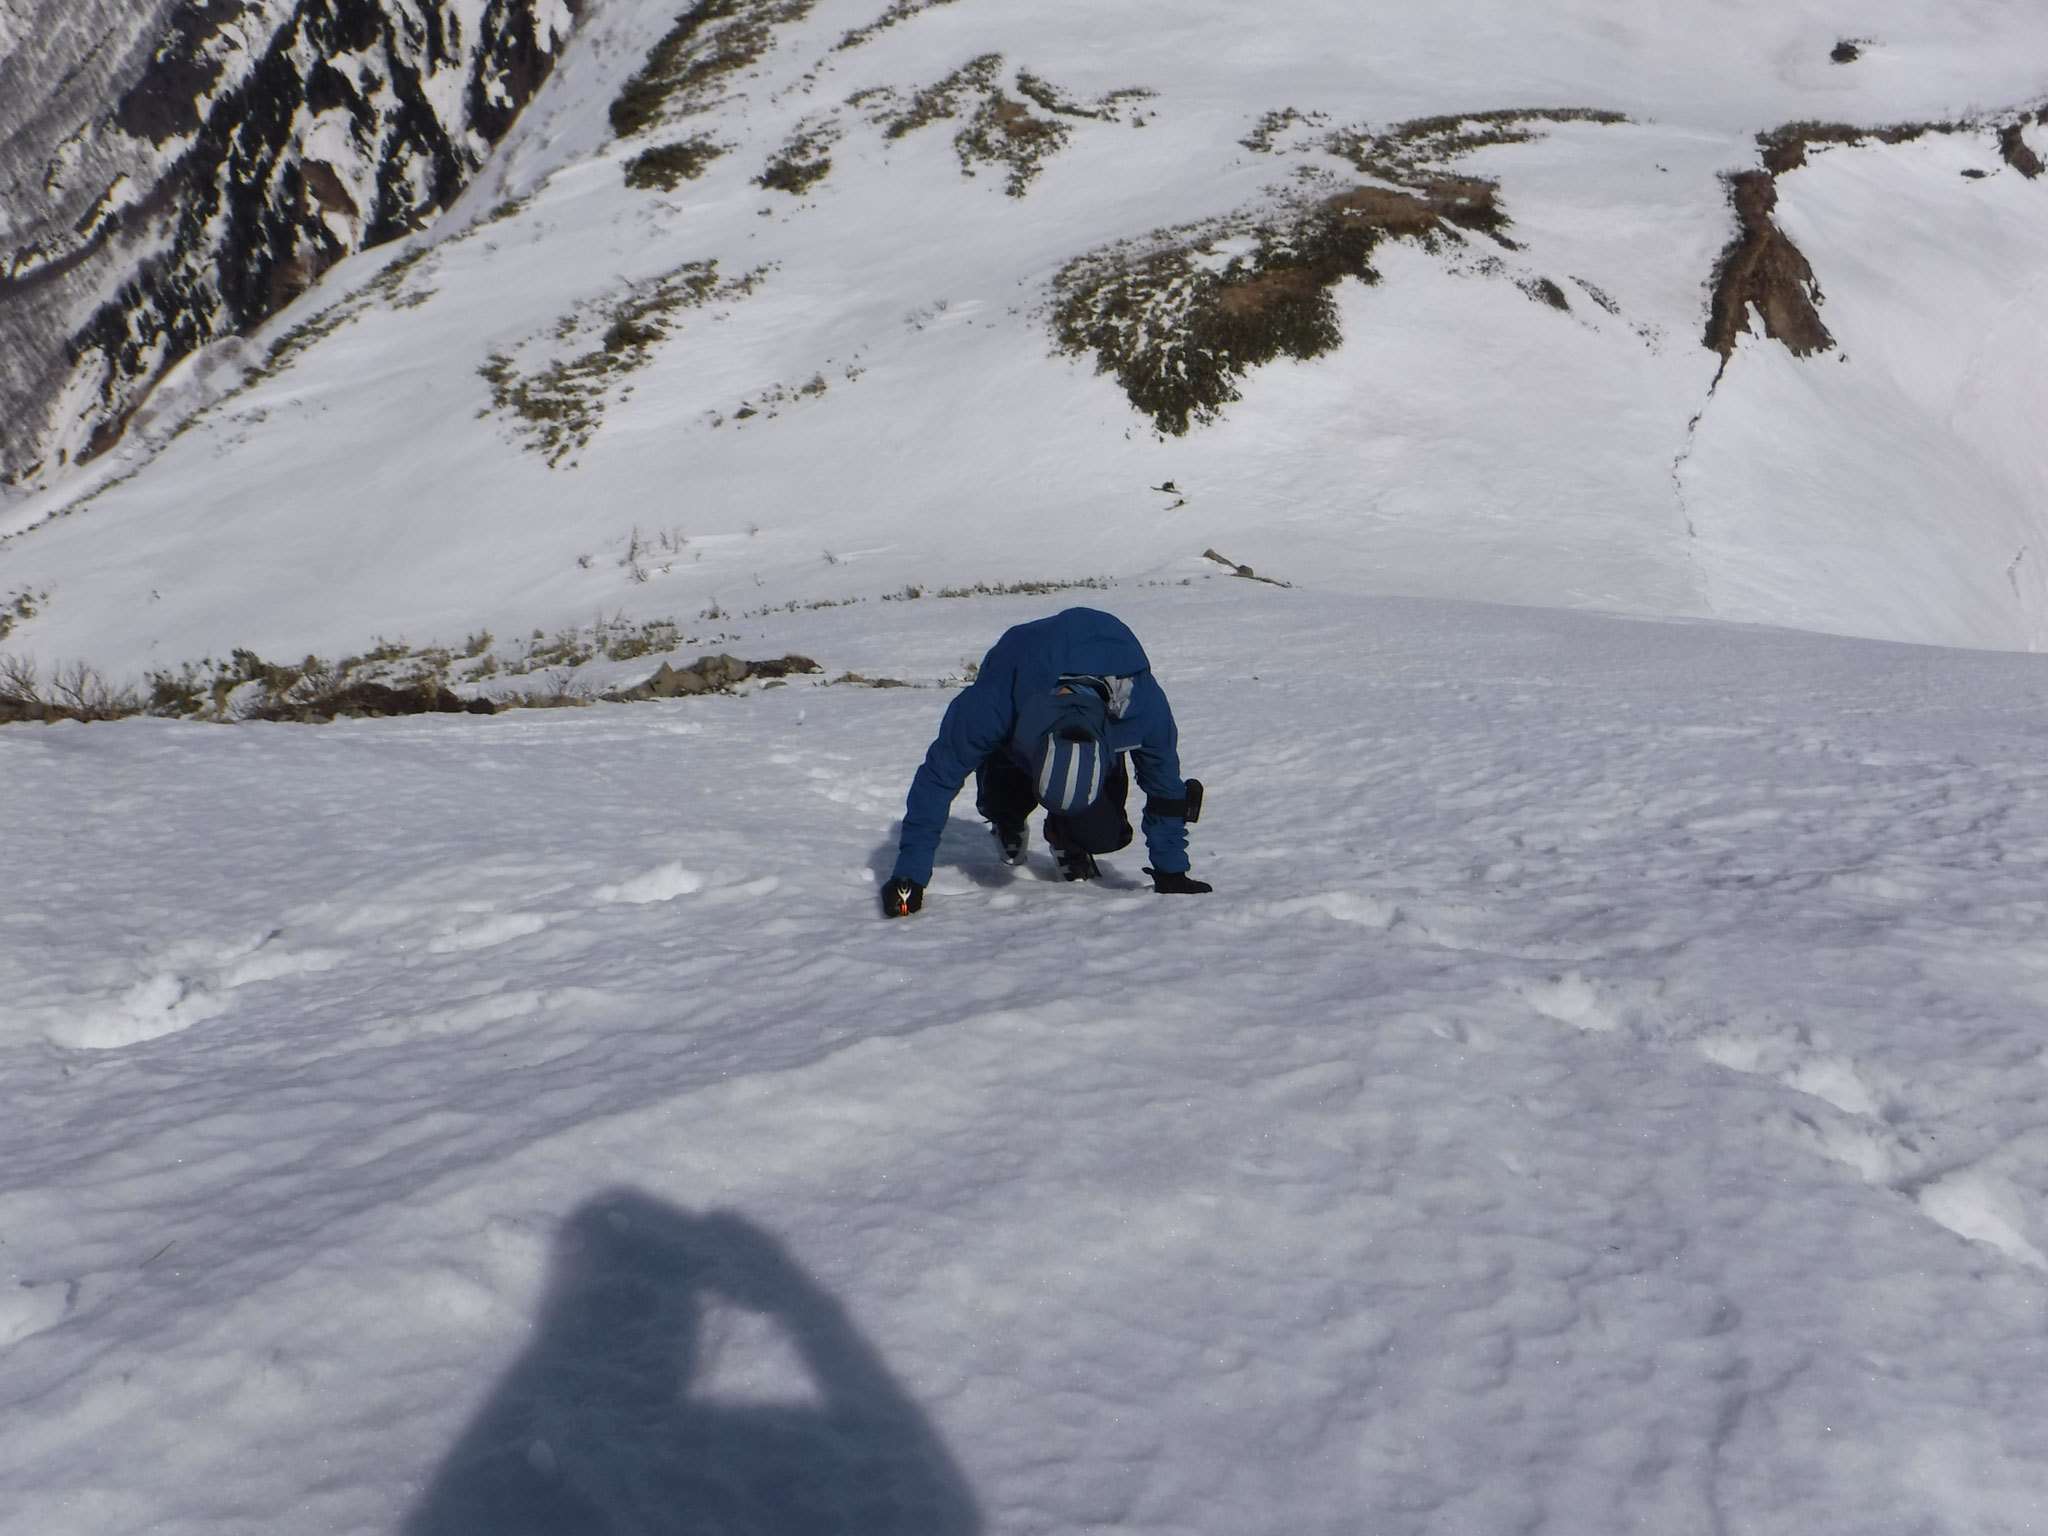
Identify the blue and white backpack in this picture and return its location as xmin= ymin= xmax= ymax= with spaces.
xmin=1018 ymin=675 xmax=1121 ymax=812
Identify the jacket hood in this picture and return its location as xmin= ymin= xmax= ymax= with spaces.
xmin=1043 ymin=607 xmax=1151 ymax=677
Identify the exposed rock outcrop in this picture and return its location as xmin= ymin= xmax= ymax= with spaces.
xmin=1704 ymin=112 xmax=2045 ymax=368
xmin=0 ymin=0 xmax=580 ymax=487
xmin=1703 ymin=169 xmax=1834 ymax=363
xmin=608 ymin=654 xmax=821 ymax=700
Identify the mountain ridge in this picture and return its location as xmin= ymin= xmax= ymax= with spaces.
xmin=1 ymin=0 xmax=2045 ymax=673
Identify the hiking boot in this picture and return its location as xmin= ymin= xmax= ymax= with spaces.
xmin=1052 ymin=842 xmax=1101 ymax=882
xmin=992 ymin=823 xmax=1028 ymax=866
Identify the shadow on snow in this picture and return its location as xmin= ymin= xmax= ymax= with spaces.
xmin=404 ymin=1189 xmax=981 ymax=1536
xmin=867 ymin=817 xmax=1149 ymax=892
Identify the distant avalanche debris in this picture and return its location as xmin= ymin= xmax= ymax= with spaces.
xmin=0 ymin=0 xmax=581 ymax=488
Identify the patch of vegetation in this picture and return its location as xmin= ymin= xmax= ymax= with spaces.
xmin=0 ymin=588 xmax=44 ymax=645
xmin=836 ymin=0 xmax=958 ymax=51
xmin=1052 ymin=215 xmax=1312 ymax=436
xmin=260 ymin=301 xmax=362 ymax=377
xmin=615 ymin=526 xmax=694 ymax=584
xmin=756 ymin=120 xmax=839 ymax=193
xmin=1014 ymin=73 xmax=1153 ymax=122
xmin=1050 ymin=180 xmax=1494 ymax=434
xmin=874 ymin=54 xmax=1003 ymax=138
xmin=2 ymin=611 xmax=821 ymax=728
xmin=134 ymin=623 xmax=679 ymax=721
xmin=362 ymin=245 xmax=435 ymax=304
xmin=611 ymin=0 xmax=814 ymax=139
xmin=0 ymin=576 xmax=1152 ymax=729
xmin=935 ymin=576 xmax=1110 ymax=598
xmin=869 ymin=57 xmax=1150 ymax=195
xmin=497 ymin=614 xmax=713 ymax=674
xmin=1755 ymin=119 xmax=1951 ymax=175
xmin=1051 ymin=108 xmax=1625 ymax=432
xmin=480 ymin=260 xmax=767 ymax=465
xmin=743 ymin=594 xmax=860 ymax=617
xmin=624 ymin=135 xmax=726 ymax=190
xmin=1241 ymin=107 xmax=1326 ymax=153
xmin=955 ymin=92 xmax=1071 ymax=196
xmin=715 ymin=372 xmax=833 ymax=426
xmin=146 ymin=639 xmax=429 ymax=719
xmin=602 ymin=614 xmax=682 ymax=663
xmin=244 ymin=244 xmax=441 ymax=383
xmin=1571 ymin=277 xmax=1619 ymax=314
xmin=1327 ymin=107 xmax=1627 ymax=181
xmin=0 ymin=656 xmax=141 ymax=724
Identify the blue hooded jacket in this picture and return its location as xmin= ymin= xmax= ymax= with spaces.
xmin=892 ymin=608 xmax=1189 ymax=885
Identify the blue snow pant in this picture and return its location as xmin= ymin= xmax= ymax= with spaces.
xmin=975 ymin=749 xmax=1134 ymax=854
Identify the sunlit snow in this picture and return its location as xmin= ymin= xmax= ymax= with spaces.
xmin=7 ymin=0 xmax=2048 ymax=1531
xmin=10 ymin=588 xmax=2048 ymax=1531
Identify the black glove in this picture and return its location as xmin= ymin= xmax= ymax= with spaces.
xmin=880 ymin=877 xmax=924 ymax=918
xmin=1144 ymin=867 xmax=1213 ymax=894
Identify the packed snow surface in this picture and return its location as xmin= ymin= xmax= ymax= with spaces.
xmin=8 ymin=0 xmax=2048 ymax=1529
xmin=9 ymin=583 xmax=2048 ymax=1532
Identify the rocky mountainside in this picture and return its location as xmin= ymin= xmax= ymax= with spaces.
xmin=0 ymin=0 xmax=578 ymax=486
xmin=0 ymin=0 xmax=2045 ymax=675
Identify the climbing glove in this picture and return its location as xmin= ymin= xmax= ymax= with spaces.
xmin=880 ymin=878 xmax=924 ymax=918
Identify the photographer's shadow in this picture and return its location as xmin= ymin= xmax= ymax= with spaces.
xmin=405 ymin=1190 xmax=980 ymax=1536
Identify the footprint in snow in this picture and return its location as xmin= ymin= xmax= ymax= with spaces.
xmin=1917 ymin=1166 xmax=2048 ymax=1270
xmin=1516 ymin=970 xmax=1623 ymax=1033
xmin=592 ymin=862 xmax=709 ymax=905
xmin=1596 ymin=1003 xmax=2047 ymax=1271
xmin=40 ymin=931 xmax=343 ymax=1050
xmin=427 ymin=912 xmax=552 ymax=952
xmin=0 ymin=1282 xmax=70 ymax=1351
xmin=1246 ymin=890 xmax=1400 ymax=929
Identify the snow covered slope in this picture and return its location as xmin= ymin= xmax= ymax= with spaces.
xmin=10 ymin=584 xmax=2048 ymax=1532
xmin=11 ymin=8 xmax=2048 ymax=1530
xmin=1 ymin=0 xmax=2046 ymax=669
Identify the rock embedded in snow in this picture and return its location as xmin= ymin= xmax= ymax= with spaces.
xmin=608 ymin=652 xmax=821 ymax=698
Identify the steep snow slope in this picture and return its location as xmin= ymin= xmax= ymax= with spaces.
xmin=0 ymin=0 xmax=2045 ymax=669
xmin=9 ymin=586 xmax=2048 ymax=1532
xmin=1687 ymin=128 xmax=2048 ymax=648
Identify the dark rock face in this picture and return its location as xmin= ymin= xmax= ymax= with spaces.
xmin=608 ymin=654 xmax=824 ymax=700
xmin=1704 ymin=169 xmax=1834 ymax=363
xmin=0 ymin=0 xmax=579 ymax=486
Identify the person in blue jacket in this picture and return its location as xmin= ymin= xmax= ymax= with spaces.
xmin=881 ymin=608 xmax=1212 ymax=917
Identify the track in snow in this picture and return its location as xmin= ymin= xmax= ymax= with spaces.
xmin=6 ymin=585 xmax=2048 ymax=1533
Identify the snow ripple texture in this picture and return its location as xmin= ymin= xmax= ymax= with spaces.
xmin=6 ymin=586 xmax=2048 ymax=1533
